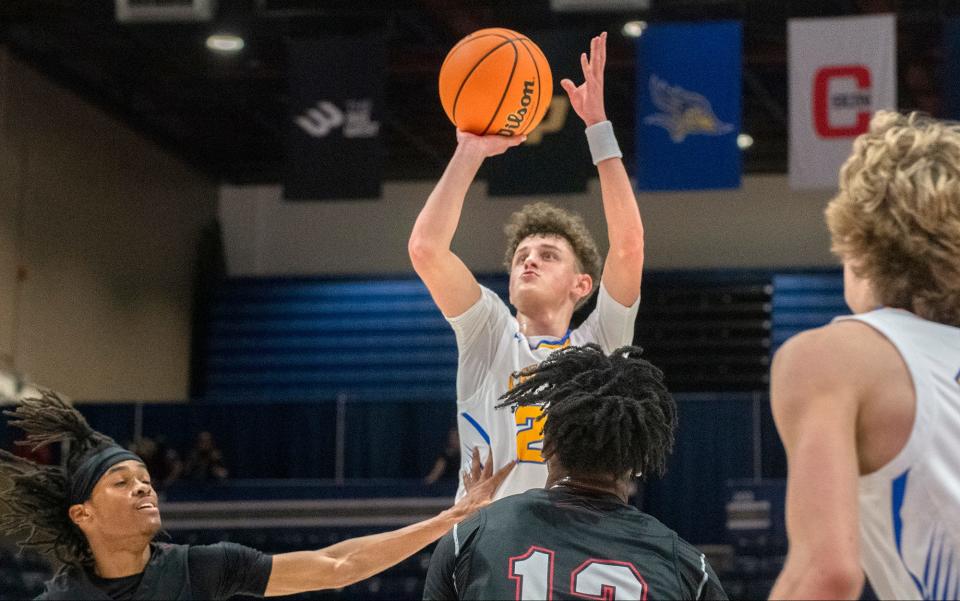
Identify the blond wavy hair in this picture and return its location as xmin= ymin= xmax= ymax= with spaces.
xmin=826 ymin=111 xmax=960 ymax=326
xmin=503 ymin=202 xmax=602 ymax=309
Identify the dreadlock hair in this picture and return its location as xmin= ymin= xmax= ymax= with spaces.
xmin=0 ymin=391 xmax=117 ymax=567
xmin=497 ymin=344 xmax=677 ymax=480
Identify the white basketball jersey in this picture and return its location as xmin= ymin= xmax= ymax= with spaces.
xmin=447 ymin=284 xmax=639 ymax=501
xmin=835 ymin=309 xmax=960 ymax=600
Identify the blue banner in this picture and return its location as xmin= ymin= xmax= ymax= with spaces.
xmin=946 ymin=19 xmax=960 ymax=120
xmin=636 ymin=22 xmax=742 ymax=191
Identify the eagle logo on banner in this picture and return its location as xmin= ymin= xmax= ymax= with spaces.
xmin=643 ymin=75 xmax=734 ymax=143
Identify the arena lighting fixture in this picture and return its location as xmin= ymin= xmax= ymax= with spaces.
xmin=737 ymin=133 xmax=754 ymax=150
xmin=206 ymin=34 xmax=244 ymax=53
xmin=622 ymin=20 xmax=647 ymax=38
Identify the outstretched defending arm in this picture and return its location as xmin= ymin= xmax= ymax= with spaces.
xmin=264 ymin=450 xmax=513 ymax=596
xmin=408 ymin=132 xmax=525 ymax=318
xmin=561 ymin=32 xmax=643 ymax=307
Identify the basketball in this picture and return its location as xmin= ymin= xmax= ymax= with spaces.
xmin=438 ymin=28 xmax=553 ymax=137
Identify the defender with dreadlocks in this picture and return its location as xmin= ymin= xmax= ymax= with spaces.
xmin=0 ymin=392 xmax=513 ymax=600
xmin=409 ymin=32 xmax=643 ymax=503
xmin=423 ymin=345 xmax=727 ymax=600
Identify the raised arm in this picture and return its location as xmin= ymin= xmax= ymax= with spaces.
xmin=408 ymin=132 xmax=525 ymax=317
xmin=767 ymin=326 xmax=865 ymax=600
xmin=561 ymin=32 xmax=643 ymax=307
xmin=263 ymin=450 xmax=513 ymax=596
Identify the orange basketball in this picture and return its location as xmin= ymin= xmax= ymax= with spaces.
xmin=439 ymin=28 xmax=553 ymax=137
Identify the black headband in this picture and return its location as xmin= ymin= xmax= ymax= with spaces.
xmin=67 ymin=446 xmax=143 ymax=505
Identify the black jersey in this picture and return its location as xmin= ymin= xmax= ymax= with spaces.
xmin=36 ymin=542 xmax=272 ymax=600
xmin=424 ymin=487 xmax=727 ymax=600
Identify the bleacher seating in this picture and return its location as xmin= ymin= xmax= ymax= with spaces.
xmin=770 ymin=271 xmax=848 ymax=352
xmin=635 ymin=271 xmax=774 ymax=391
xmin=201 ymin=277 xmax=506 ymax=402
xmin=200 ymin=269 xmax=836 ymax=399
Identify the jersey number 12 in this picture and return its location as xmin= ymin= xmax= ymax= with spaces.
xmin=509 ymin=546 xmax=647 ymax=600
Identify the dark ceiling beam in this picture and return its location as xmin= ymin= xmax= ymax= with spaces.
xmin=416 ymin=0 xmax=487 ymax=40
xmin=101 ymin=22 xmax=286 ymax=165
xmin=742 ymin=68 xmax=786 ymax=125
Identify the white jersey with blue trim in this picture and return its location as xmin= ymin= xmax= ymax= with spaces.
xmin=835 ymin=309 xmax=960 ymax=601
xmin=447 ymin=283 xmax=639 ymax=501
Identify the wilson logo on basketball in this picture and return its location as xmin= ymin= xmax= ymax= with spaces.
xmin=438 ymin=28 xmax=552 ymax=136
xmin=498 ymin=80 xmax=536 ymax=136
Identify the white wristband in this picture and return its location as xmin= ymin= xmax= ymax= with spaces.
xmin=585 ymin=120 xmax=622 ymax=165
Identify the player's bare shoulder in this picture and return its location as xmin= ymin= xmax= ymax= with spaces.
xmin=773 ymin=319 xmax=899 ymax=396
xmin=773 ymin=317 xmax=915 ymax=473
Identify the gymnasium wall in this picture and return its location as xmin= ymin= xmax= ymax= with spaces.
xmin=219 ymin=173 xmax=838 ymax=277
xmin=0 ymin=49 xmax=218 ymax=401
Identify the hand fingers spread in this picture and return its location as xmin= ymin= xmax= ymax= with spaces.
xmin=482 ymin=449 xmax=494 ymax=478
xmin=470 ymin=447 xmax=481 ymax=478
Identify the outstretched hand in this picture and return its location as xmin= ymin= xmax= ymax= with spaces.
xmin=450 ymin=447 xmax=515 ymax=519
xmin=456 ymin=129 xmax=527 ymax=159
xmin=560 ymin=32 xmax=608 ymax=127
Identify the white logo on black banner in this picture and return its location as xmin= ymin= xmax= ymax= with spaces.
xmin=295 ymin=99 xmax=380 ymax=138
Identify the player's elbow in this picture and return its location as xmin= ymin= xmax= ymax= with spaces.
xmin=407 ymin=235 xmax=442 ymax=271
xmin=326 ymin=557 xmax=360 ymax=590
xmin=611 ymin=237 xmax=644 ymax=265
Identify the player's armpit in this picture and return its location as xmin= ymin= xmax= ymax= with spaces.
xmin=768 ymin=326 xmax=867 ymax=600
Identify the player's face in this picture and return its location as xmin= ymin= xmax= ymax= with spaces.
xmin=74 ymin=460 xmax=162 ymax=541
xmin=508 ymin=235 xmax=591 ymax=314
xmin=842 ymin=259 xmax=879 ymax=313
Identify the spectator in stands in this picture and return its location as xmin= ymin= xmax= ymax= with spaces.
xmin=0 ymin=392 xmax=513 ymax=600
xmin=128 ymin=436 xmax=182 ymax=493
xmin=423 ymin=427 xmax=461 ymax=485
xmin=183 ymin=431 xmax=228 ymax=482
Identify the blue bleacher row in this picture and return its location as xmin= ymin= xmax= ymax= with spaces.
xmin=199 ymin=269 xmax=847 ymax=400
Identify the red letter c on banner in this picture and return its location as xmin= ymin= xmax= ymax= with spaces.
xmin=813 ymin=65 xmax=871 ymax=138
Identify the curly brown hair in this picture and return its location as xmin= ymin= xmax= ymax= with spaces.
xmin=826 ymin=111 xmax=960 ymax=326
xmin=503 ymin=202 xmax=602 ymax=309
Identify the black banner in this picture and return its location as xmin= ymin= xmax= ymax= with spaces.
xmin=486 ymin=31 xmax=593 ymax=196
xmin=284 ymin=36 xmax=384 ymax=200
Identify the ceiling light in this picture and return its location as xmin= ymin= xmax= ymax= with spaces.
xmin=622 ymin=20 xmax=648 ymax=38
xmin=737 ymin=133 xmax=754 ymax=150
xmin=206 ymin=34 xmax=244 ymax=53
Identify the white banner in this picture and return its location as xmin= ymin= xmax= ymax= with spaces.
xmin=788 ymin=15 xmax=896 ymax=190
